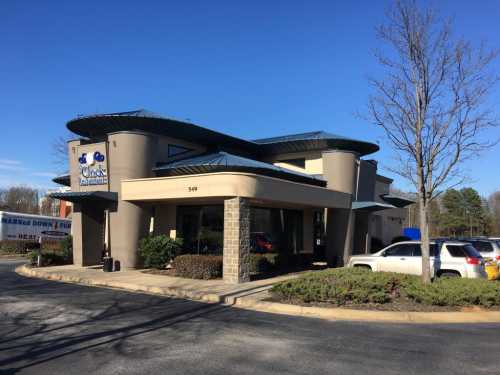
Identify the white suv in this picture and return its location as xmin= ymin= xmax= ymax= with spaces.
xmin=347 ymin=241 xmax=487 ymax=279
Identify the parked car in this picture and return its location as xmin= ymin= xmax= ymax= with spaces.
xmin=250 ymin=232 xmax=274 ymax=253
xmin=348 ymin=241 xmax=487 ymax=279
xmin=459 ymin=238 xmax=500 ymax=264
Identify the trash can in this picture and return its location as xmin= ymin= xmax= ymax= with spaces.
xmin=103 ymin=257 xmax=113 ymax=272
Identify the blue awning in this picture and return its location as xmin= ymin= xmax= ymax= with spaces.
xmin=352 ymin=201 xmax=396 ymax=212
xmin=49 ymin=191 xmax=117 ymax=203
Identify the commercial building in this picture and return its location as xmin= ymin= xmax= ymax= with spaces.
xmin=51 ymin=110 xmax=412 ymax=283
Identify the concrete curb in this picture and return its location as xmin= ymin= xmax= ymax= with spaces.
xmin=16 ymin=265 xmax=500 ymax=324
xmin=15 ymin=265 xmax=223 ymax=303
xmin=232 ymin=295 xmax=500 ymax=324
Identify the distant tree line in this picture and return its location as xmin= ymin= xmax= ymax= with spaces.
xmin=0 ymin=186 xmax=56 ymax=216
xmin=401 ymin=187 xmax=499 ymax=237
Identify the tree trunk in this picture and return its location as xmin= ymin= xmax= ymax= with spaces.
xmin=419 ymin=199 xmax=432 ymax=284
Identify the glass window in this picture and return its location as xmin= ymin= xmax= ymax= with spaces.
xmin=168 ymin=144 xmax=193 ymax=157
xmin=278 ymin=158 xmax=306 ymax=169
xmin=176 ymin=205 xmax=223 ymax=255
xmin=472 ymin=241 xmax=493 ymax=253
xmin=384 ymin=244 xmax=413 ymax=256
xmin=250 ymin=207 xmax=303 ymax=255
xmin=412 ymin=244 xmax=438 ymax=257
xmin=446 ymin=244 xmax=482 ymax=258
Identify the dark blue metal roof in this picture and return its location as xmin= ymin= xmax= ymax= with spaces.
xmin=352 ymin=201 xmax=396 ymax=212
xmin=253 ymin=131 xmax=379 ymax=156
xmin=154 ymin=152 xmax=327 ymax=187
xmin=253 ymin=131 xmax=348 ymax=144
xmin=49 ymin=191 xmax=118 ymax=203
xmin=67 ymin=110 xmax=380 ymax=157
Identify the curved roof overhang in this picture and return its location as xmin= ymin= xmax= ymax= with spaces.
xmin=380 ymin=194 xmax=415 ymax=208
xmin=67 ymin=110 xmax=258 ymax=154
xmin=66 ymin=110 xmax=380 ymax=157
xmin=52 ymin=174 xmax=71 ymax=187
xmin=253 ymin=131 xmax=379 ymax=156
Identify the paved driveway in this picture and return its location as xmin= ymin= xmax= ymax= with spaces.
xmin=1 ymin=259 xmax=499 ymax=375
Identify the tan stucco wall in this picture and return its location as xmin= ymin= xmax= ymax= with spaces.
xmin=121 ymin=172 xmax=351 ymax=209
xmin=264 ymin=151 xmax=323 ymax=175
xmin=107 ymin=132 xmax=157 ymax=269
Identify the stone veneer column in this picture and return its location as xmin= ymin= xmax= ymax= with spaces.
xmin=223 ymin=197 xmax=250 ymax=284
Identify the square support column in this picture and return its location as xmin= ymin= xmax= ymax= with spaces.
xmin=223 ymin=197 xmax=250 ymax=284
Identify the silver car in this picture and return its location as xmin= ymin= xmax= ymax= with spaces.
xmin=348 ymin=241 xmax=487 ymax=279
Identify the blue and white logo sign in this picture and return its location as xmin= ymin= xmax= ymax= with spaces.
xmin=78 ymin=151 xmax=105 ymax=166
xmin=79 ymin=151 xmax=108 ymax=186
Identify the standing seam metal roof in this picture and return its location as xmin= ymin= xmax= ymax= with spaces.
xmin=66 ymin=110 xmax=379 ymax=157
xmin=154 ymin=151 xmax=327 ymax=187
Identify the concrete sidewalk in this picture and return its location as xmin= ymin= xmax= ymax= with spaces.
xmin=16 ymin=264 xmax=299 ymax=304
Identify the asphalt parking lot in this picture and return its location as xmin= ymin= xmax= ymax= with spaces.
xmin=1 ymin=259 xmax=499 ymax=375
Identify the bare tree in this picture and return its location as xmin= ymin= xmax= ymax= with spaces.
xmin=489 ymin=191 xmax=500 ymax=235
xmin=368 ymin=0 xmax=498 ymax=283
xmin=1 ymin=186 xmax=40 ymax=214
xmin=52 ymin=131 xmax=77 ymax=172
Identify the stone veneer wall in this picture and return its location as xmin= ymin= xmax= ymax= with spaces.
xmin=223 ymin=197 xmax=250 ymax=283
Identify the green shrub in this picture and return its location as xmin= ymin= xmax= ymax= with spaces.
xmin=404 ymin=277 xmax=500 ymax=307
xmin=139 ymin=235 xmax=182 ymax=269
xmin=249 ymin=254 xmax=272 ymax=274
xmin=28 ymin=251 xmax=39 ymax=265
xmin=0 ymin=240 xmax=39 ymax=254
xmin=59 ymin=235 xmax=73 ymax=263
xmin=173 ymin=254 xmax=223 ymax=279
xmin=271 ymin=268 xmax=500 ymax=307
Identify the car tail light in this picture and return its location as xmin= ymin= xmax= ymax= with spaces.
xmin=466 ymin=257 xmax=481 ymax=265
xmin=496 ymin=255 xmax=500 ymax=261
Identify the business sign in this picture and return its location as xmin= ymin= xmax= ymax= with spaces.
xmin=0 ymin=212 xmax=71 ymax=241
xmin=78 ymin=147 xmax=108 ymax=187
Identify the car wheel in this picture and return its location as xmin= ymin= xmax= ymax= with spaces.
xmin=439 ymin=271 xmax=461 ymax=278
xmin=353 ymin=265 xmax=372 ymax=271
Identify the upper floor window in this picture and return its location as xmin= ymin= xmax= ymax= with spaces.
xmin=168 ymin=144 xmax=193 ymax=158
xmin=278 ymin=158 xmax=306 ymax=169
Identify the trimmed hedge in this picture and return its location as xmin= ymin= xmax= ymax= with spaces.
xmin=173 ymin=255 xmax=223 ymax=279
xmin=0 ymin=240 xmax=39 ymax=254
xmin=271 ymin=268 xmax=500 ymax=307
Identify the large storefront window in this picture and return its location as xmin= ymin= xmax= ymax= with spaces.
xmin=250 ymin=207 xmax=303 ymax=255
xmin=177 ymin=205 xmax=224 ymax=255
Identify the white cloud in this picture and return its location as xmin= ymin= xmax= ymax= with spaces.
xmin=0 ymin=158 xmax=26 ymax=172
xmin=31 ymin=172 xmax=57 ymax=178
xmin=0 ymin=159 xmax=22 ymax=165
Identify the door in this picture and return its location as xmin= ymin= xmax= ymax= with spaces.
xmin=378 ymin=243 xmax=413 ymax=273
xmin=406 ymin=243 xmax=438 ymax=276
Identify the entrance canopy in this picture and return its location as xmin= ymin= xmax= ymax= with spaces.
xmin=49 ymin=191 xmax=118 ymax=203
xmin=121 ymin=172 xmax=350 ymax=209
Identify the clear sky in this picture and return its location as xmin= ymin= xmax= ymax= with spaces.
xmin=1 ymin=0 xmax=499 ymax=196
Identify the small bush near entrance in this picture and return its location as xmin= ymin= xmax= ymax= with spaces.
xmin=271 ymin=268 xmax=500 ymax=308
xmin=249 ymin=253 xmax=279 ymax=274
xmin=0 ymin=240 xmax=39 ymax=255
xmin=139 ymin=235 xmax=182 ymax=269
xmin=173 ymin=255 xmax=223 ymax=279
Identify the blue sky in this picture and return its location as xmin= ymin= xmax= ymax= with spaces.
xmin=1 ymin=0 xmax=499 ymax=196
